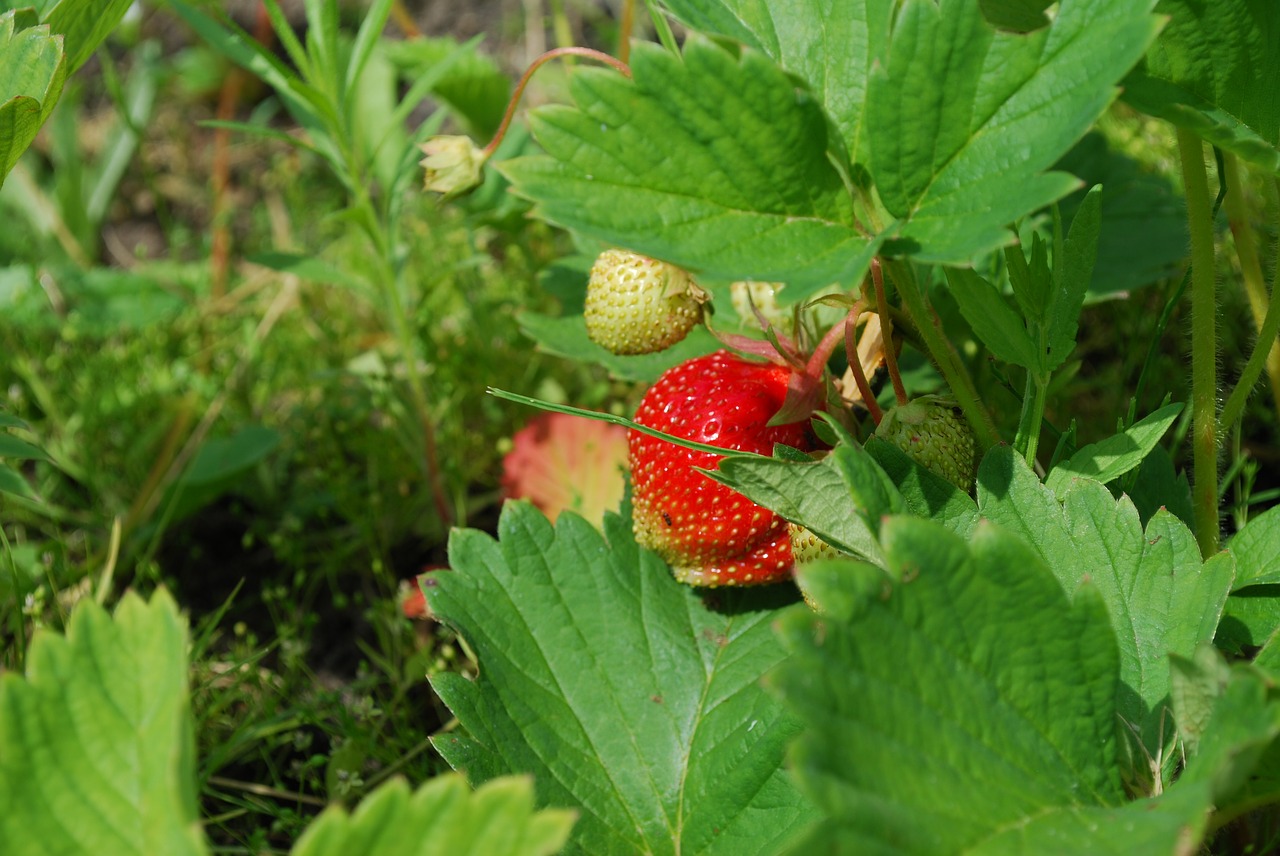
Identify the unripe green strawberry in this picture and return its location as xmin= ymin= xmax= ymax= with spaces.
xmin=730 ymin=280 xmax=791 ymax=334
xmin=874 ymin=395 xmax=976 ymax=492
xmin=584 ymin=250 xmax=704 ymax=355
xmin=788 ymin=523 xmax=848 ymax=611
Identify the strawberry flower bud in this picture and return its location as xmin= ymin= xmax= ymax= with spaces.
xmin=420 ymin=135 xmax=489 ymax=198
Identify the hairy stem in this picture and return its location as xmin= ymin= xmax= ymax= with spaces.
xmin=1176 ymin=128 xmax=1220 ymax=558
xmin=1220 ymin=154 xmax=1280 ymax=427
xmin=882 ymin=259 xmax=1000 ymax=449
xmin=1013 ymin=371 xmax=1048 ymax=467
xmin=1220 ymin=176 xmax=1280 ymax=434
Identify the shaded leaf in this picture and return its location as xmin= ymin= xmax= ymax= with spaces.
xmin=944 ymin=267 xmax=1039 ymax=369
xmin=426 ymin=502 xmax=817 ymax=855
xmin=1045 ymin=402 xmax=1182 ymax=495
xmin=1123 ymin=0 xmax=1280 ymax=176
xmin=517 ymin=311 xmax=720 ymax=383
xmin=1054 ymin=132 xmax=1187 ymax=297
xmin=1229 ymin=503 xmax=1280 ymax=589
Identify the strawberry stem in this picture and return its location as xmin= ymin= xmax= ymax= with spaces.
xmin=871 ymin=259 xmax=908 ymax=407
xmin=844 ymin=304 xmax=883 ymax=424
xmin=882 ymin=258 xmax=1000 ymax=450
xmin=483 ymin=47 xmax=632 ymax=159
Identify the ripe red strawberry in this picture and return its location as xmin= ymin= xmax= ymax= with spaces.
xmin=629 ymin=350 xmax=822 ymax=587
xmin=584 ymin=249 xmax=705 ymax=355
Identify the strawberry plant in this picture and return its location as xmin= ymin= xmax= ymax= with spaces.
xmin=417 ymin=0 xmax=1280 ymax=852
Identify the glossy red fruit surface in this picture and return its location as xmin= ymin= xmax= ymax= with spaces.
xmin=629 ymin=350 xmax=819 ymax=587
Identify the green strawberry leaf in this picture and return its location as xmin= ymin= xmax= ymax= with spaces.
xmin=0 ymin=10 xmax=67 ymax=188
xmin=1169 ymin=644 xmax=1233 ymax=759
xmin=978 ymin=447 xmax=1235 ymax=784
xmin=1175 ymin=664 xmax=1280 ymax=808
xmin=500 ymin=37 xmax=880 ymax=296
xmin=1228 ymin=503 xmax=1280 ymax=589
xmin=710 ymin=433 xmax=905 ymax=564
xmin=516 ymin=311 xmax=721 ymax=383
xmin=0 ymin=590 xmax=207 ymax=856
xmin=658 ymin=0 xmax=895 ymax=168
xmin=775 ymin=516 xmax=1136 ymax=853
xmin=1123 ymin=0 xmax=1280 ymax=176
xmin=1217 ymin=586 xmax=1280 ymax=655
xmin=290 ymin=774 xmax=575 ymax=856
xmin=866 ymin=0 xmax=1160 ymax=262
xmin=865 ymin=436 xmax=980 ymax=536
xmin=1044 ymin=401 xmax=1183 ymax=495
xmin=1054 ymin=132 xmax=1188 ymax=298
xmin=1047 ymin=184 xmax=1102 ymax=369
xmin=944 ymin=266 xmax=1040 ymax=369
xmin=425 ymin=502 xmax=818 ymax=855
xmin=43 ymin=0 xmax=134 ymax=75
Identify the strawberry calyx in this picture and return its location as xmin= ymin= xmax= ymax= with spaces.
xmin=710 ymin=310 xmax=853 ymax=427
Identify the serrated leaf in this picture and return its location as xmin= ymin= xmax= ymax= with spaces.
xmin=1217 ymin=586 xmax=1280 ymax=654
xmin=43 ymin=0 xmax=133 ymax=75
xmin=516 ymin=310 xmax=719 ymax=382
xmin=1169 ymin=644 xmax=1232 ymax=758
xmin=1044 ymin=402 xmax=1182 ymax=494
xmin=978 ymin=447 xmax=1235 ymax=780
xmin=1047 ymin=184 xmax=1101 ymax=368
xmin=425 ymin=502 xmax=818 ymax=855
xmin=979 ymin=0 xmax=1052 ymax=32
xmin=1176 ymin=665 xmax=1280 ymax=806
xmin=0 ymin=590 xmax=206 ymax=856
xmin=0 ymin=10 xmax=66 ymax=186
xmin=710 ymin=436 xmax=905 ymax=564
xmin=775 ymin=517 xmax=1127 ymax=853
xmin=866 ymin=0 xmax=1160 ymax=262
xmin=1054 ymin=132 xmax=1188 ymax=298
xmin=500 ymin=37 xmax=879 ymax=295
xmin=944 ymin=266 xmax=1040 ymax=369
xmin=659 ymin=0 xmax=895 ymax=167
xmin=1123 ymin=0 xmax=1280 ymax=176
xmin=865 ymin=437 xmax=981 ymax=536
xmin=1228 ymin=503 xmax=1280 ymax=589
xmin=290 ymin=774 xmax=575 ymax=856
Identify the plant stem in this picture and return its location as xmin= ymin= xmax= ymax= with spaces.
xmin=1221 ymin=154 xmax=1280 ymax=427
xmin=1176 ymin=128 xmax=1220 ymax=558
xmin=882 ymin=259 xmax=1000 ymax=449
xmin=1013 ymin=371 xmax=1048 ymax=466
xmin=871 ymin=259 xmax=908 ymax=407
xmin=483 ymin=47 xmax=632 ymax=159
xmin=1220 ymin=177 xmax=1280 ymax=434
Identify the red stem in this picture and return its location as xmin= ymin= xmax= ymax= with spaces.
xmin=483 ymin=47 xmax=632 ymax=158
xmin=844 ymin=302 xmax=883 ymax=424
xmin=872 ymin=258 xmax=908 ymax=407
